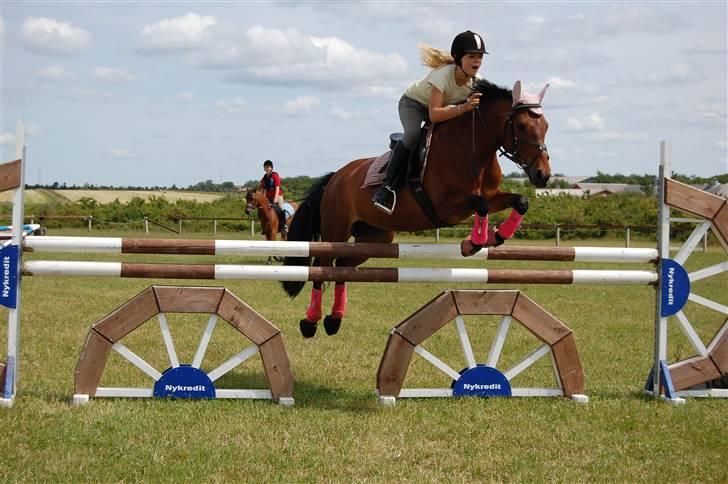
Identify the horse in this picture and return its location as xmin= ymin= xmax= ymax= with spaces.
xmin=245 ymin=188 xmax=298 ymax=264
xmin=282 ymin=79 xmax=552 ymax=338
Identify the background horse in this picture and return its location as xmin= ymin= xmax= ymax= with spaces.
xmin=245 ymin=188 xmax=298 ymax=264
xmin=283 ymin=79 xmax=552 ymax=337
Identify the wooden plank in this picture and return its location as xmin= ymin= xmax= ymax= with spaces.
xmin=511 ymin=293 xmax=571 ymax=345
xmin=120 ymin=263 xmax=215 ymax=279
xmin=708 ymin=322 xmax=728 ymax=374
xmin=550 ymin=333 xmax=585 ymax=396
xmin=309 ymin=267 xmax=398 ymax=283
xmin=153 ymin=286 xmax=224 ymax=313
xmin=309 ymin=242 xmax=399 ymax=259
xmin=122 ymin=238 xmax=216 ymax=255
xmin=376 ymin=332 xmax=415 ymax=397
xmin=664 ymin=178 xmax=725 ymax=219
xmin=487 ymin=246 xmax=576 ymax=261
xmin=74 ymin=330 xmax=113 ymax=396
xmin=669 ymin=356 xmax=722 ymax=391
xmin=92 ymin=287 xmax=159 ymax=342
xmin=0 ymin=159 xmax=22 ymax=192
xmin=710 ymin=202 xmax=728 ymax=247
xmin=395 ymin=291 xmax=458 ymax=346
xmin=487 ymin=269 xmax=574 ymax=284
xmin=452 ymin=290 xmax=519 ymax=315
xmin=258 ymin=333 xmax=293 ymax=400
xmin=217 ymin=290 xmax=279 ymax=346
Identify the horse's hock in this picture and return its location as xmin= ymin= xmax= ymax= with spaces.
xmin=377 ymin=289 xmax=586 ymax=404
xmin=74 ymin=286 xmax=294 ymax=405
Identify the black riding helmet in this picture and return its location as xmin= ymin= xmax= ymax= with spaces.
xmin=450 ymin=30 xmax=488 ymax=66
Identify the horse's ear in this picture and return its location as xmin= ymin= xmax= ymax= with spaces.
xmin=512 ymin=80 xmax=522 ymax=101
xmin=538 ymin=83 xmax=550 ymax=102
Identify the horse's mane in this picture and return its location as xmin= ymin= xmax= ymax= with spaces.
xmin=471 ymin=79 xmax=512 ymax=105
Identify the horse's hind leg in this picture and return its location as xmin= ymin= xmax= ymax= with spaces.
xmin=322 ymin=227 xmax=395 ymax=336
xmin=300 ymin=258 xmax=326 ymax=338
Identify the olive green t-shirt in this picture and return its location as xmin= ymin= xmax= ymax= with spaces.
xmin=404 ymin=64 xmax=481 ymax=107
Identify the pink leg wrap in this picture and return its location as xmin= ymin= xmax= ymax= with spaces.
xmin=469 ymin=214 xmax=490 ymax=245
xmin=331 ymin=283 xmax=347 ymax=319
xmin=497 ymin=209 xmax=524 ymax=239
xmin=306 ymin=287 xmax=323 ymax=322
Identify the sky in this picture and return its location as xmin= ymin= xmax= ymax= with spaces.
xmin=1 ymin=1 xmax=726 ymax=188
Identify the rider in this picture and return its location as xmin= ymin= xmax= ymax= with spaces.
xmin=260 ymin=159 xmax=288 ymax=233
xmin=372 ymin=30 xmax=487 ymax=214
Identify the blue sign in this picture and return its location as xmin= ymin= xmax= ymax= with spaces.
xmin=660 ymin=259 xmax=690 ymax=317
xmin=452 ymin=365 xmax=512 ymax=397
xmin=153 ymin=365 xmax=216 ymax=399
xmin=0 ymin=244 xmax=19 ymax=309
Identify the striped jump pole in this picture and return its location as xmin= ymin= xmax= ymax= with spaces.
xmin=24 ymin=236 xmax=659 ymax=264
xmin=22 ymin=260 xmax=659 ymax=285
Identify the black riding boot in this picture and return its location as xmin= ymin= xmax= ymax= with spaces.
xmin=275 ymin=205 xmax=287 ymax=233
xmin=372 ymin=142 xmax=411 ymax=214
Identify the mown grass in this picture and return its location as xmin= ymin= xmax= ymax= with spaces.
xmin=1 ymin=231 xmax=726 ymax=482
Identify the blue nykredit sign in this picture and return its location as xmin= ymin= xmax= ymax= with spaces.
xmin=452 ymin=365 xmax=512 ymax=397
xmin=153 ymin=365 xmax=216 ymax=399
xmin=660 ymin=258 xmax=690 ymax=317
xmin=0 ymin=244 xmax=19 ymax=309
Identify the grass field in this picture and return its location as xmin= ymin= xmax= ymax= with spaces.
xmin=0 ymin=189 xmax=224 ymax=205
xmin=1 ymin=230 xmax=726 ymax=482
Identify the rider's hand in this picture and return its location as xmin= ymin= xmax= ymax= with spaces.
xmin=467 ymin=92 xmax=482 ymax=112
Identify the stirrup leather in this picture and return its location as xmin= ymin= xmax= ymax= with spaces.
xmin=373 ymin=186 xmax=397 ymax=215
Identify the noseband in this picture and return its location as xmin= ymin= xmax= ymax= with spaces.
xmin=472 ymin=104 xmax=548 ymax=175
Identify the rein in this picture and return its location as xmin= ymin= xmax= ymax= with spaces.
xmin=470 ymin=104 xmax=548 ymax=173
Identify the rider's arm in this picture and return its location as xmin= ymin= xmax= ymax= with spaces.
xmin=272 ymin=173 xmax=281 ymax=203
xmin=273 ymin=186 xmax=280 ymax=204
xmin=428 ymin=86 xmax=480 ymax=124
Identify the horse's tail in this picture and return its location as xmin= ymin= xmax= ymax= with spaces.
xmin=282 ymin=172 xmax=335 ymax=298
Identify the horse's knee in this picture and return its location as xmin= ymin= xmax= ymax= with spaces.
xmin=514 ymin=196 xmax=529 ymax=215
xmin=466 ymin=195 xmax=489 ymax=216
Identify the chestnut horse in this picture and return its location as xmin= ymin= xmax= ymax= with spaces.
xmin=245 ymin=188 xmax=298 ymax=264
xmin=283 ymin=79 xmax=552 ymax=337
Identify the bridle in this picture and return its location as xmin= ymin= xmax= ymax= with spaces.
xmin=470 ymin=103 xmax=548 ymax=175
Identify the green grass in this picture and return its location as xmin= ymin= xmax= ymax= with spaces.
xmin=0 ymin=232 xmax=726 ymax=482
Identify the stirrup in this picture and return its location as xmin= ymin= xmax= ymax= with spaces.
xmin=373 ymin=186 xmax=397 ymax=215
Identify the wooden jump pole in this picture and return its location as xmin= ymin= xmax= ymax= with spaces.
xmin=24 ymin=237 xmax=660 ymax=263
xmin=22 ymin=260 xmax=659 ymax=284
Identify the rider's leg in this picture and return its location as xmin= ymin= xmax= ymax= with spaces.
xmin=372 ymin=95 xmax=427 ymax=214
xmin=372 ymin=141 xmax=410 ymax=213
xmin=275 ymin=198 xmax=288 ymax=232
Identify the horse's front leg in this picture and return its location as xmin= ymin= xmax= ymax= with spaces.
xmin=460 ymin=192 xmax=529 ymax=256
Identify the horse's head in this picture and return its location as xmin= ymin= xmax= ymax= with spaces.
xmin=501 ymin=80 xmax=551 ymax=187
xmin=244 ymin=188 xmax=257 ymax=214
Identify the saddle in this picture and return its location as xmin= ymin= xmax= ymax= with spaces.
xmin=362 ymin=126 xmax=451 ymax=227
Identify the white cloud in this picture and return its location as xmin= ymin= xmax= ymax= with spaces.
xmin=106 ymin=148 xmax=136 ymax=158
xmin=0 ymin=132 xmax=15 ymax=145
xmin=685 ymin=104 xmax=726 ymax=123
xmin=589 ymin=132 xmax=648 ymax=142
xmin=37 ymin=64 xmax=76 ymax=82
xmin=177 ymin=91 xmax=195 ymax=101
xmin=331 ymin=107 xmax=355 ymax=121
xmin=621 ymin=63 xmax=704 ymax=86
xmin=20 ymin=17 xmax=91 ymax=54
xmin=216 ymin=97 xmax=245 ymax=116
xmin=68 ymin=86 xmax=112 ymax=99
xmin=284 ymin=96 xmax=321 ymax=115
xmin=566 ymin=113 xmax=606 ymax=132
xmin=139 ymin=13 xmax=216 ymax=53
xmin=94 ymin=67 xmax=135 ymax=84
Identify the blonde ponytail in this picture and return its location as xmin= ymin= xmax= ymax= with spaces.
xmin=418 ymin=43 xmax=454 ymax=69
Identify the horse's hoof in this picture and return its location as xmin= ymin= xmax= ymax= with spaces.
xmin=323 ymin=315 xmax=342 ymax=336
xmin=300 ymin=319 xmax=318 ymax=338
xmin=460 ymin=239 xmax=482 ymax=257
xmin=273 ymin=256 xmax=284 ymax=263
xmin=266 ymin=260 xmax=272 ymax=265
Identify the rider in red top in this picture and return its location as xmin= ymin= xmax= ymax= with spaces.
xmin=260 ymin=160 xmax=287 ymax=232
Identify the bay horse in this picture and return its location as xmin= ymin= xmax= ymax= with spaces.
xmin=245 ymin=188 xmax=298 ymax=264
xmin=283 ymin=79 xmax=552 ymax=337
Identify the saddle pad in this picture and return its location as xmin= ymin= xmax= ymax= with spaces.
xmin=282 ymin=202 xmax=295 ymax=218
xmin=361 ymin=151 xmax=391 ymax=188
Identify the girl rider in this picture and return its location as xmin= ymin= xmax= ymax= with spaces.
xmin=372 ymin=30 xmax=487 ymax=214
